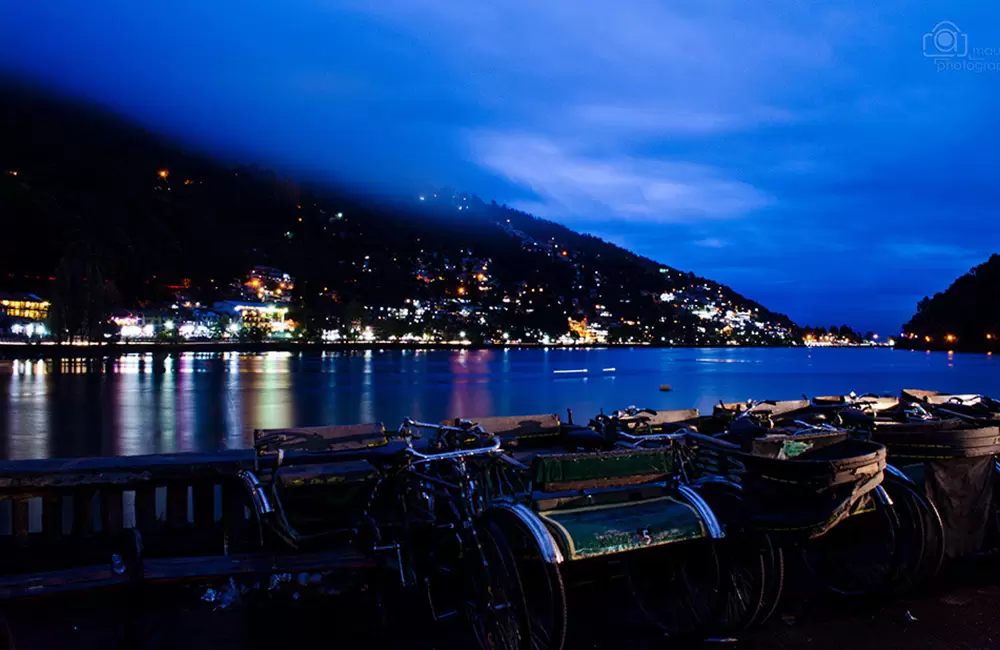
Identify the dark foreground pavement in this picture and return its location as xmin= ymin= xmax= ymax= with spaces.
xmin=3 ymin=557 xmax=998 ymax=650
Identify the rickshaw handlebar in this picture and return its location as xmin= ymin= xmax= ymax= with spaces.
xmin=403 ymin=436 xmax=502 ymax=461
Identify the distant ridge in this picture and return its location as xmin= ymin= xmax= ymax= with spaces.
xmin=901 ymin=254 xmax=1000 ymax=352
xmin=0 ymin=79 xmax=798 ymax=345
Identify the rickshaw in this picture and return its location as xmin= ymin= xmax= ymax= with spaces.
xmin=0 ymin=419 xmax=551 ymax=650
xmin=676 ymin=400 xmax=904 ymax=597
xmin=443 ymin=411 xmax=727 ymax=647
xmin=824 ymin=390 xmax=1000 ymax=562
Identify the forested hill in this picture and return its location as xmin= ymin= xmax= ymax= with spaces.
xmin=0 ymin=80 xmax=798 ymax=345
xmin=901 ymin=254 xmax=1000 ymax=352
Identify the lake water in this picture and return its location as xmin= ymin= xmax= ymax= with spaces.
xmin=1 ymin=347 xmax=997 ymax=460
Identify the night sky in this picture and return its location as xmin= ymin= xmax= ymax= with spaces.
xmin=3 ymin=2 xmax=999 ymax=334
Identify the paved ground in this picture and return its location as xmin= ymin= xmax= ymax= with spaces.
xmin=742 ymin=559 xmax=1000 ymax=650
xmin=4 ymin=557 xmax=999 ymax=649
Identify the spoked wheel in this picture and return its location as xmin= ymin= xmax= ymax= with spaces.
xmin=624 ymin=539 xmax=723 ymax=638
xmin=420 ymin=521 xmax=530 ymax=650
xmin=882 ymin=475 xmax=944 ymax=588
xmin=911 ymin=485 xmax=945 ymax=583
xmin=756 ymin=535 xmax=785 ymax=626
xmin=467 ymin=521 xmax=533 ymax=650
xmin=488 ymin=509 xmax=567 ymax=650
xmin=0 ymin=614 xmax=13 ymax=650
xmin=693 ymin=480 xmax=783 ymax=633
xmin=992 ymin=460 xmax=1000 ymax=549
xmin=800 ymin=486 xmax=902 ymax=596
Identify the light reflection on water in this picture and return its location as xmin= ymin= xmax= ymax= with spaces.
xmin=0 ymin=348 xmax=997 ymax=460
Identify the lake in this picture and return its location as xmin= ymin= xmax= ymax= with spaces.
xmin=1 ymin=347 xmax=996 ymax=460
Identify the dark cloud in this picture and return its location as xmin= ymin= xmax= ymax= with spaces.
xmin=2 ymin=1 xmax=998 ymax=332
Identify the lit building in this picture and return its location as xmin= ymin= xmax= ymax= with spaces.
xmin=240 ymin=266 xmax=294 ymax=303
xmin=0 ymin=292 xmax=49 ymax=322
xmin=566 ymin=318 xmax=608 ymax=344
xmin=213 ymin=301 xmax=294 ymax=337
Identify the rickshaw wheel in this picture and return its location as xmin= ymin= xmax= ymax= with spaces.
xmin=882 ymin=475 xmax=944 ymax=588
xmin=0 ymin=614 xmax=12 ymax=650
xmin=756 ymin=535 xmax=785 ymax=626
xmin=991 ymin=460 xmax=1000 ymax=549
xmin=692 ymin=481 xmax=776 ymax=633
xmin=911 ymin=483 xmax=944 ymax=583
xmin=800 ymin=487 xmax=901 ymax=596
xmin=624 ymin=539 xmax=722 ymax=638
xmin=487 ymin=510 xmax=567 ymax=650
xmin=418 ymin=521 xmax=526 ymax=650
xmin=466 ymin=520 xmax=533 ymax=650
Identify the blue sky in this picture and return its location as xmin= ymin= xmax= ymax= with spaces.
xmin=3 ymin=1 xmax=999 ymax=333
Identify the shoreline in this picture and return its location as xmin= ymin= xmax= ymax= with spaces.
xmin=0 ymin=340 xmax=897 ymax=360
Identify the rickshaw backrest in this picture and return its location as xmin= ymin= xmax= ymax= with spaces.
xmin=901 ymin=389 xmax=981 ymax=406
xmin=640 ymin=409 xmax=700 ymax=427
xmin=750 ymin=432 xmax=849 ymax=460
xmin=714 ymin=399 xmax=810 ymax=419
xmin=440 ymin=414 xmax=561 ymax=442
xmin=253 ymin=423 xmax=389 ymax=455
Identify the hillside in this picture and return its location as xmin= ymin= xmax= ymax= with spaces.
xmin=901 ymin=254 xmax=1000 ymax=351
xmin=0 ymin=80 xmax=798 ymax=345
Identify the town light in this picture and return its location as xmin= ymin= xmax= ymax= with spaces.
xmin=158 ymin=169 xmax=169 ymax=179
xmin=945 ymin=334 xmax=957 ymax=343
